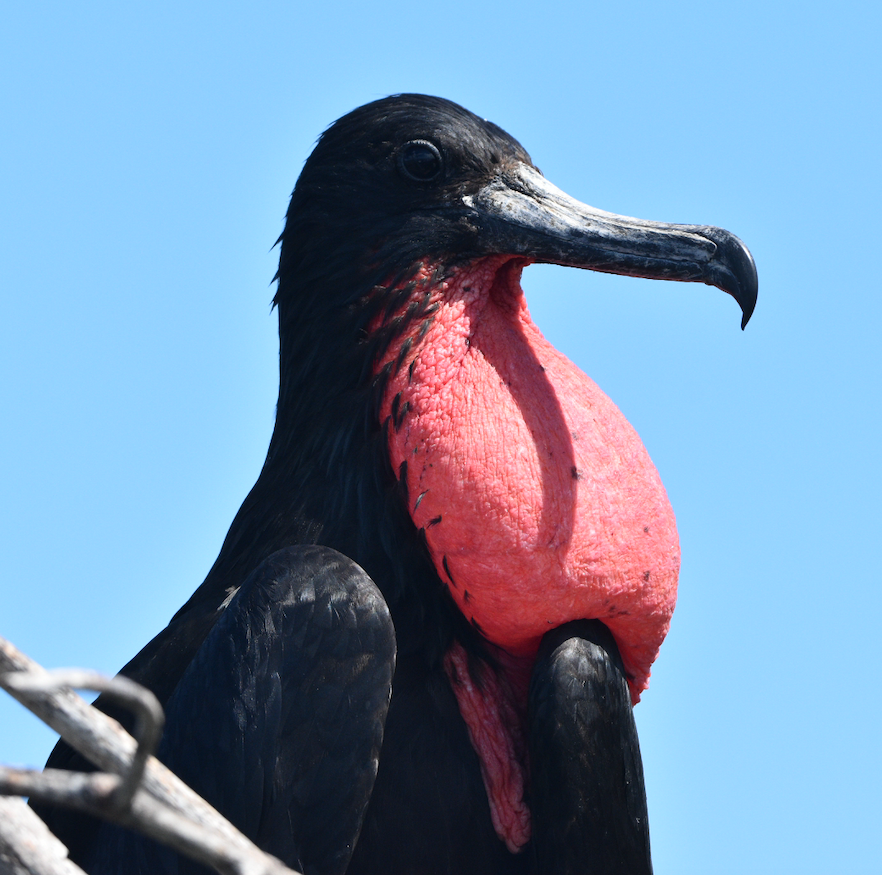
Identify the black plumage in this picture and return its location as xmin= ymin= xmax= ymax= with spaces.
xmin=36 ymin=94 xmax=757 ymax=875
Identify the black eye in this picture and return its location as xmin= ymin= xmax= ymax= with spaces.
xmin=398 ymin=140 xmax=443 ymax=182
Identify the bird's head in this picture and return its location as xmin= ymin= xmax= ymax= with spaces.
xmin=275 ymin=93 xmax=756 ymax=328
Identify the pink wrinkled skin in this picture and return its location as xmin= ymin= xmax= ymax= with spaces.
xmin=444 ymin=641 xmax=531 ymax=853
xmin=378 ymin=255 xmax=679 ymax=849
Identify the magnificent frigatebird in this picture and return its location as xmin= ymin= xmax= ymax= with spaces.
xmin=36 ymin=94 xmax=756 ymax=875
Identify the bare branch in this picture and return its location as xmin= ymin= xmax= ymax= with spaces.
xmin=0 ymin=766 xmax=120 ymax=811
xmin=3 ymin=669 xmax=163 ymax=810
xmin=0 ymin=636 xmax=302 ymax=875
xmin=0 ymin=796 xmax=86 ymax=875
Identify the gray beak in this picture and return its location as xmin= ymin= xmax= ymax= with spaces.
xmin=465 ymin=163 xmax=757 ymax=328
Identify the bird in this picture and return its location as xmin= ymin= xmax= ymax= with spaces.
xmin=36 ymin=94 xmax=757 ymax=875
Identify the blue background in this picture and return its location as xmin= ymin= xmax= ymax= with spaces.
xmin=2 ymin=3 xmax=879 ymax=872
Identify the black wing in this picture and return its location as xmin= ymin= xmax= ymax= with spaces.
xmin=528 ymin=620 xmax=653 ymax=875
xmin=40 ymin=545 xmax=396 ymax=875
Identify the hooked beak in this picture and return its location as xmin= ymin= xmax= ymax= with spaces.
xmin=464 ymin=163 xmax=757 ymax=328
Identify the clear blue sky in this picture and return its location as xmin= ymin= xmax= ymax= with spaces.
xmin=2 ymin=3 xmax=879 ymax=872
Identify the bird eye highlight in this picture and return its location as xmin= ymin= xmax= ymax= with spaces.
xmin=397 ymin=140 xmax=443 ymax=182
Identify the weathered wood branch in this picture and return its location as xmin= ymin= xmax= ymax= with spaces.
xmin=0 ymin=796 xmax=87 ymax=875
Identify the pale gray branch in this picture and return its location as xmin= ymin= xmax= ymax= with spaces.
xmin=0 ymin=797 xmax=86 ymax=875
xmin=3 ymin=669 xmax=163 ymax=810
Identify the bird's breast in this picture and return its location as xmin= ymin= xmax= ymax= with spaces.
xmin=379 ymin=256 xmax=679 ymax=701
